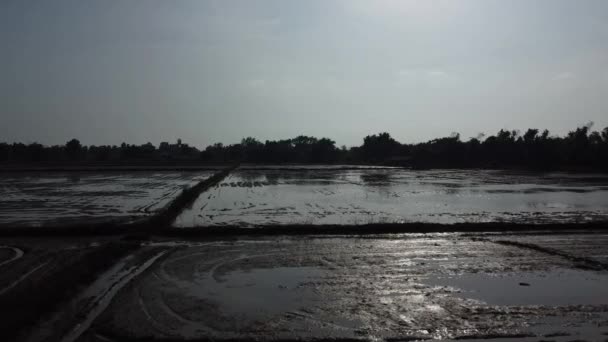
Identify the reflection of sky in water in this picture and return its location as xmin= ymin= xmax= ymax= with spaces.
xmin=424 ymin=269 xmax=608 ymax=306
xmin=0 ymin=171 xmax=214 ymax=227
xmin=189 ymin=266 xmax=324 ymax=319
xmin=175 ymin=169 xmax=608 ymax=227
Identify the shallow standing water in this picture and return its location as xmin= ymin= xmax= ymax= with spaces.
xmin=174 ymin=168 xmax=608 ymax=227
xmin=0 ymin=171 xmax=214 ymax=227
xmin=424 ymin=269 xmax=608 ymax=306
xmin=90 ymin=235 xmax=608 ymax=341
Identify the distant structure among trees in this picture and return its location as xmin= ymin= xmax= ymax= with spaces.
xmin=2 ymin=124 xmax=608 ymax=170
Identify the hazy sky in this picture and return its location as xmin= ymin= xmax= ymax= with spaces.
xmin=1 ymin=0 xmax=607 ymax=148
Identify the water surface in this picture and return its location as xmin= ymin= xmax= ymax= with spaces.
xmin=0 ymin=171 xmax=214 ymax=227
xmin=425 ymin=269 xmax=608 ymax=306
xmin=175 ymin=168 xmax=608 ymax=227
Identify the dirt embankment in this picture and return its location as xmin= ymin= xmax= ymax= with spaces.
xmin=159 ymin=221 xmax=608 ymax=237
xmin=142 ymin=165 xmax=237 ymax=229
xmin=1 ymin=222 xmax=608 ymax=239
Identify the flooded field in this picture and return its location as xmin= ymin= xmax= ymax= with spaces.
xmin=0 ymin=171 xmax=215 ymax=227
xmin=24 ymin=233 xmax=602 ymax=342
xmin=174 ymin=168 xmax=608 ymax=227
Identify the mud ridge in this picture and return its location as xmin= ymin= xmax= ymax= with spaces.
xmin=140 ymin=164 xmax=238 ymax=229
xmin=494 ymin=240 xmax=608 ymax=271
xmin=1 ymin=221 xmax=608 ymax=238
xmin=162 ymin=221 xmax=608 ymax=237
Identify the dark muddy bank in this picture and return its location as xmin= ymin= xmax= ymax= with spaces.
xmin=0 ymin=221 xmax=606 ymax=239
xmin=0 ymin=240 xmax=139 ymax=341
xmin=165 ymin=221 xmax=608 ymax=237
xmin=0 ymin=221 xmax=607 ymax=238
xmin=0 ymin=164 xmax=231 ymax=173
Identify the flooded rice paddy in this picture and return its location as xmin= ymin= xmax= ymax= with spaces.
xmin=2 ymin=167 xmax=608 ymax=229
xmin=174 ymin=168 xmax=608 ymax=227
xmin=0 ymin=171 xmax=214 ymax=227
xmin=66 ymin=233 xmax=608 ymax=341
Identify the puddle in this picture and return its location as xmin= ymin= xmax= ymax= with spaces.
xmin=425 ymin=269 xmax=608 ymax=306
xmin=189 ymin=266 xmax=324 ymax=319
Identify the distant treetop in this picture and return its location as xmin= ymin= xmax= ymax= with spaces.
xmin=1 ymin=125 xmax=608 ymax=171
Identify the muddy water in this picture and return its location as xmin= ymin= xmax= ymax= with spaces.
xmin=425 ymin=269 xmax=608 ymax=306
xmin=188 ymin=266 xmax=324 ymax=319
xmin=90 ymin=235 xmax=608 ymax=341
xmin=0 ymin=171 xmax=214 ymax=227
xmin=174 ymin=169 xmax=608 ymax=227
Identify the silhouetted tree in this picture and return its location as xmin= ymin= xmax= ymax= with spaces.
xmin=362 ymin=133 xmax=400 ymax=162
xmin=65 ymin=139 xmax=82 ymax=161
xmin=2 ymin=124 xmax=608 ymax=170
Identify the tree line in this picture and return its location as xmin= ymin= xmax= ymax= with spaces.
xmin=2 ymin=124 xmax=608 ymax=170
xmin=0 ymin=139 xmax=199 ymax=164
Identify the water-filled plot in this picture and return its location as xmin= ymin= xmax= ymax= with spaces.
xmin=93 ymin=235 xmax=608 ymax=340
xmin=0 ymin=171 xmax=215 ymax=227
xmin=174 ymin=168 xmax=608 ymax=227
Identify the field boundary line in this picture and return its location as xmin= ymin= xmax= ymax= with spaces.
xmin=494 ymin=240 xmax=608 ymax=271
xmin=142 ymin=164 xmax=238 ymax=229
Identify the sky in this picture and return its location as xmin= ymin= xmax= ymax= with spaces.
xmin=1 ymin=0 xmax=607 ymax=148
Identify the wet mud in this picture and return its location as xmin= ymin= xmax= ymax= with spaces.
xmin=0 ymin=245 xmax=24 ymax=267
xmin=56 ymin=233 xmax=608 ymax=342
xmin=0 ymin=237 xmax=138 ymax=341
xmin=0 ymin=171 xmax=215 ymax=227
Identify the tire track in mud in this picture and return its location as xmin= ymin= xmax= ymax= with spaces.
xmin=0 ymin=245 xmax=36 ymax=296
xmin=0 ymin=261 xmax=48 ymax=295
xmin=493 ymin=240 xmax=608 ymax=271
xmin=0 ymin=246 xmax=24 ymax=268
xmin=140 ymin=249 xmax=281 ymax=337
xmin=145 ymin=255 xmax=223 ymax=337
xmin=134 ymin=285 xmax=186 ymax=339
xmin=150 ymin=247 xmax=381 ymax=338
xmin=60 ymin=249 xmax=172 ymax=342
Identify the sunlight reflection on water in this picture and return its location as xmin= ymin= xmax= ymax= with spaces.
xmin=175 ymin=169 xmax=608 ymax=227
